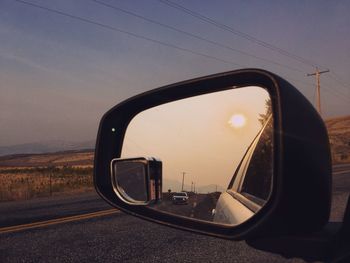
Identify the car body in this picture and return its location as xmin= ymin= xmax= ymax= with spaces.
xmin=172 ymin=192 xmax=189 ymax=205
xmin=214 ymin=116 xmax=272 ymax=225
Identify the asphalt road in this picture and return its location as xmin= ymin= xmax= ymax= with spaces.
xmin=0 ymin=191 xmax=112 ymax=227
xmin=152 ymin=193 xmax=218 ymax=221
xmin=0 ymin=203 xmax=306 ymax=263
xmin=330 ymin=164 xmax=350 ymax=222
xmin=0 ymin=165 xmax=349 ymax=262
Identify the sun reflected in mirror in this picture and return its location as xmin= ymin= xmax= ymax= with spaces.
xmin=228 ymin=114 xmax=246 ymax=128
xmin=121 ymin=86 xmax=273 ymax=226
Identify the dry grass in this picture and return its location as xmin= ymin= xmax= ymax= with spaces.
xmin=0 ymin=150 xmax=94 ymax=167
xmin=0 ymin=166 xmax=93 ymax=202
xmin=325 ymin=115 xmax=350 ymax=164
xmin=0 ymin=114 xmax=349 ymax=202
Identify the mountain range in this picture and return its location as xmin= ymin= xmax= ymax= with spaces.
xmin=0 ymin=115 xmax=349 ymax=165
xmin=0 ymin=140 xmax=95 ymax=157
xmin=163 ymin=178 xmax=225 ymax=194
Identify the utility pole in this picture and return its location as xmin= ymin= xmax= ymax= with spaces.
xmin=307 ymin=68 xmax=330 ymax=115
xmin=191 ymin=181 xmax=193 ymax=192
xmin=181 ymin=172 xmax=186 ymax=192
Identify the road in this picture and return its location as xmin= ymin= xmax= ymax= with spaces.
xmin=0 ymin=194 xmax=305 ymax=263
xmin=330 ymin=164 xmax=350 ymax=222
xmin=152 ymin=192 xmax=219 ymax=221
xmin=0 ymin=191 xmax=111 ymax=227
xmin=0 ymin=165 xmax=349 ymax=262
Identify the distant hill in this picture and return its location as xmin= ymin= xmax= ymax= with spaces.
xmin=196 ymin=184 xmax=226 ymax=194
xmin=0 ymin=150 xmax=94 ymax=167
xmin=325 ymin=115 xmax=350 ymax=164
xmin=0 ymin=115 xmax=348 ymax=166
xmin=0 ymin=140 xmax=95 ymax=157
xmin=163 ymin=178 xmax=225 ymax=194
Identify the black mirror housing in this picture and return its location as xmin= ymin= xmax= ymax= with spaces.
xmin=94 ymin=69 xmax=331 ymax=240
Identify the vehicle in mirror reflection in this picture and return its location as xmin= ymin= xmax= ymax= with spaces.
xmin=111 ymin=86 xmax=273 ymax=226
xmin=172 ymin=192 xmax=189 ymax=205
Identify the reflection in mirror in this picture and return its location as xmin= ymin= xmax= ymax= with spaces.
xmin=111 ymin=158 xmax=148 ymax=203
xmin=120 ymin=86 xmax=273 ymax=226
xmin=111 ymin=157 xmax=162 ymax=204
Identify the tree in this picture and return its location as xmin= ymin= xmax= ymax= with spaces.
xmin=259 ymin=99 xmax=272 ymax=126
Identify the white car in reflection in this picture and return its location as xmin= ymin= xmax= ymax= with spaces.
xmin=172 ymin=192 xmax=189 ymax=205
xmin=214 ymin=115 xmax=273 ymax=225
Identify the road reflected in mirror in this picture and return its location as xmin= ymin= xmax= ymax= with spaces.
xmin=120 ymin=86 xmax=273 ymax=226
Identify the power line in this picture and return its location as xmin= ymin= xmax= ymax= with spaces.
xmin=158 ymin=0 xmax=319 ymax=68
xmin=318 ymin=74 xmax=350 ymax=102
xmin=12 ymin=0 xmax=350 ymax=106
xmin=328 ymin=73 xmax=350 ymax=90
xmin=13 ymin=0 xmax=244 ymax=68
xmin=275 ymin=74 xmax=350 ymax=105
xmin=95 ymin=0 xmax=350 ymax=104
xmin=92 ymin=0 xmax=304 ymax=74
xmin=322 ymin=86 xmax=350 ymax=104
xmin=158 ymin=0 xmax=350 ymax=105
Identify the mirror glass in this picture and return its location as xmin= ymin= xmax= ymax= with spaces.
xmin=111 ymin=159 xmax=148 ymax=203
xmin=120 ymin=86 xmax=273 ymax=226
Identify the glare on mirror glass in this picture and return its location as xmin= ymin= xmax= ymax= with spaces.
xmin=119 ymin=86 xmax=273 ymax=226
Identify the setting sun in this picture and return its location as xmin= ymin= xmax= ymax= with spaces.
xmin=228 ymin=114 xmax=246 ymax=128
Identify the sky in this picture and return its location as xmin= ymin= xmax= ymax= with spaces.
xmin=122 ymin=86 xmax=270 ymax=190
xmin=1 ymin=0 xmax=350 ymax=146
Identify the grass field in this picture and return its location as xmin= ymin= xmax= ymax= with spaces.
xmin=0 ymin=166 xmax=93 ymax=202
xmin=0 ymin=114 xmax=349 ymax=202
xmin=325 ymin=115 xmax=350 ymax=164
xmin=0 ymin=150 xmax=94 ymax=202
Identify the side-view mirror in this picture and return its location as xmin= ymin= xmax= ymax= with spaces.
xmin=94 ymin=69 xmax=331 ymax=242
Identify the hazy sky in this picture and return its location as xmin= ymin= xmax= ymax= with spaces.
xmin=122 ymin=87 xmax=270 ymax=190
xmin=1 ymin=0 xmax=349 ymax=146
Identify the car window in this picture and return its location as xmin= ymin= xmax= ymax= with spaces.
xmin=239 ymin=116 xmax=273 ymax=204
xmin=229 ymin=138 xmax=257 ymax=192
